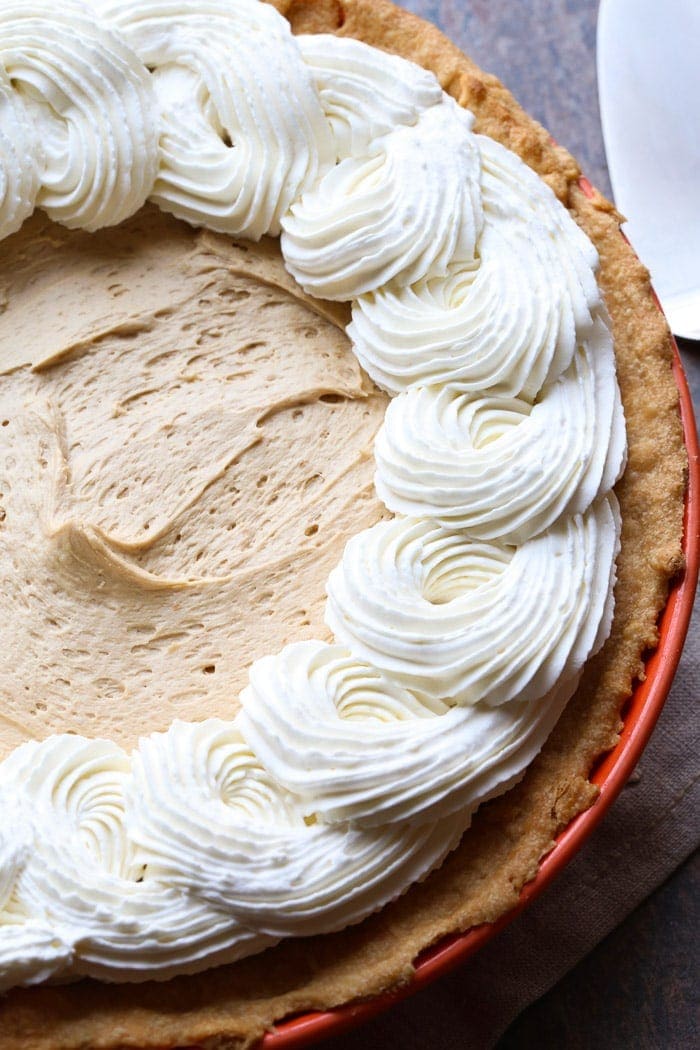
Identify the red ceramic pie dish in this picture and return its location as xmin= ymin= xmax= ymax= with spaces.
xmin=261 ymin=175 xmax=700 ymax=1049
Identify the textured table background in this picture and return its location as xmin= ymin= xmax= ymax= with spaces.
xmin=316 ymin=1 xmax=700 ymax=1047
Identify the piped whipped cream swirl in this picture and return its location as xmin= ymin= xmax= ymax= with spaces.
xmin=96 ymin=0 xmax=334 ymax=238
xmin=126 ymin=720 xmax=462 ymax=937
xmin=349 ymin=135 xmax=602 ymax=398
xmin=281 ymin=98 xmax=483 ymax=299
xmin=239 ymin=641 xmax=577 ymax=827
xmin=0 ymin=0 xmax=158 ymax=230
xmin=0 ymin=737 xmax=273 ymax=984
xmin=0 ymin=918 xmax=74 ymax=995
xmin=0 ymin=70 xmax=42 ymax=241
xmin=297 ymin=34 xmax=443 ymax=159
xmin=0 ymin=796 xmax=74 ymax=992
xmin=375 ymin=316 xmax=627 ymax=543
xmin=326 ymin=497 xmax=621 ymax=708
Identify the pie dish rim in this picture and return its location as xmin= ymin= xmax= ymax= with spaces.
xmin=261 ymin=182 xmax=700 ymax=1046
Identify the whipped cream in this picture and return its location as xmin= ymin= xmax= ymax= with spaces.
xmin=298 ymin=34 xmax=443 ymax=159
xmin=0 ymin=70 xmax=42 ymax=241
xmin=326 ymin=497 xmax=621 ymax=708
xmin=0 ymin=797 xmax=74 ymax=993
xmin=348 ymin=135 xmax=602 ymax=398
xmin=0 ymin=6 xmax=626 ymax=993
xmin=281 ymin=97 xmax=483 ymax=299
xmin=127 ymin=719 xmax=461 ymax=937
xmin=239 ymin=640 xmax=577 ymax=826
xmin=96 ymin=0 xmax=334 ymax=238
xmin=375 ymin=314 xmax=627 ymax=543
xmin=0 ymin=921 xmax=74 ymax=995
xmin=0 ymin=737 xmax=273 ymax=985
xmin=0 ymin=1 xmax=158 ymax=231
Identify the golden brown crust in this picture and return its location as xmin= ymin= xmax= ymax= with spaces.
xmin=0 ymin=1 xmax=686 ymax=1047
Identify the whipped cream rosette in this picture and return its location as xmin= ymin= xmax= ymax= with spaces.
xmin=0 ymin=795 xmax=75 ymax=992
xmin=0 ymin=2 xmax=626 ymax=991
xmin=0 ymin=0 xmax=158 ymax=231
xmin=326 ymin=497 xmax=621 ymax=708
xmin=297 ymin=34 xmax=443 ymax=159
xmin=0 ymin=920 xmax=74 ymax=994
xmin=239 ymin=641 xmax=576 ymax=826
xmin=348 ymin=135 xmax=603 ymax=398
xmin=374 ymin=316 xmax=627 ymax=543
xmin=0 ymin=804 xmax=26 ymax=915
xmin=95 ymin=0 xmax=334 ymax=238
xmin=479 ymin=134 xmax=601 ymax=337
xmin=0 ymin=737 xmax=272 ymax=983
xmin=125 ymin=720 xmax=462 ymax=937
xmin=281 ymin=97 xmax=483 ymax=299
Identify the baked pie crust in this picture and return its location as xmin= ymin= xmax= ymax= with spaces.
xmin=0 ymin=0 xmax=686 ymax=1046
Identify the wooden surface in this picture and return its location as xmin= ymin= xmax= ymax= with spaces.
xmin=317 ymin=1 xmax=699 ymax=1047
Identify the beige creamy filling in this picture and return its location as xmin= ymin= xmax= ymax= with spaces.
xmin=0 ymin=206 xmax=389 ymax=757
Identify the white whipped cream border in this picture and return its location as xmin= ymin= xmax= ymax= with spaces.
xmin=0 ymin=0 xmax=626 ymax=990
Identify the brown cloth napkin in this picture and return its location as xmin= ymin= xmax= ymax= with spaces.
xmin=321 ymin=590 xmax=699 ymax=1049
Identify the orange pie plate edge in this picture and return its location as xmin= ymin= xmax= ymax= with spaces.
xmin=260 ymin=174 xmax=700 ymax=1049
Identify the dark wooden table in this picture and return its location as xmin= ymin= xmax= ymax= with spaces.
xmin=316 ymin=1 xmax=700 ymax=1046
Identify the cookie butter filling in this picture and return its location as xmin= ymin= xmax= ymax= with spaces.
xmin=0 ymin=211 xmax=386 ymax=750
xmin=0 ymin=0 xmax=625 ymax=991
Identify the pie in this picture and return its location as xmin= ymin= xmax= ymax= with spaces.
xmin=0 ymin=0 xmax=686 ymax=1047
